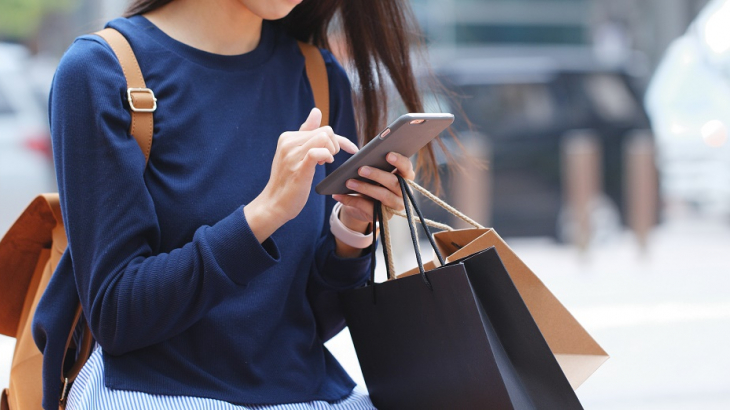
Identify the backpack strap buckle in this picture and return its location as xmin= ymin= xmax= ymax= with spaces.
xmin=59 ymin=378 xmax=69 ymax=403
xmin=127 ymin=88 xmax=157 ymax=113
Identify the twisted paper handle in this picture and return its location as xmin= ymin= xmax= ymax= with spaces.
xmin=378 ymin=179 xmax=485 ymax=279
xmin=384 ymin=208 xmax=454 ymax=231
xmin=380 ymin=205 xmax=396 ymax=279
xmin=402 ymin=179 xmax=485 ymax=229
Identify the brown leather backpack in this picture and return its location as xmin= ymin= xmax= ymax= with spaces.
xmin=0 ymin=28 xmax=329 ymax=410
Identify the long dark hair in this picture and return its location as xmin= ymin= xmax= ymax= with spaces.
xmin=124 ymin=0 xmax=451 ymax=188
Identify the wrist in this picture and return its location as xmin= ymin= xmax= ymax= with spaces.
xmin=334 ymin=237 xmax=366 ymax=259
xmin=339 ymin=206 xmax=371 ymax=234
xmin=244 ymin=195 xmax=287 ymax=243
xmin=331 ymin=203 xmax=378 ymax=258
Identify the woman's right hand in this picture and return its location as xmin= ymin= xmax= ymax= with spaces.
xmin=244 ymin=108 xmax=358 ymax=243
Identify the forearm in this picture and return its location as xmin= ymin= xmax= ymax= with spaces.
xmin=77 ymin=207 xmax=279 ymax=355
xmin=243 ymin=193 xmax=287 ymax=244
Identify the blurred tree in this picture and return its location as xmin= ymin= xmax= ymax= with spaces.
xmin=0 ymin=0 xmax=80 ymax=41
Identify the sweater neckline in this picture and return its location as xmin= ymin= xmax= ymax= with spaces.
xmin=126 ymin=15 xmax=276 ymax=71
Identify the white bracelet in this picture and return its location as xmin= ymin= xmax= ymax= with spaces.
xmin=330 ymin=202 xmax=378 ymax=249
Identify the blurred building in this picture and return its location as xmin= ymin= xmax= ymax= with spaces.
xmin=413 ymin=0 xmax=710 ymax=75
xmin=3 ymin=0 xmax=710 ymax=67
xmin=0 ymin=0 xmax=718 ymax=237
xmin=408 ymin=0 xmax=713 ymax=237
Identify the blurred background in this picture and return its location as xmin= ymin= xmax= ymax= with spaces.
xmin=1 ymin=0 xmax=729 ymax=408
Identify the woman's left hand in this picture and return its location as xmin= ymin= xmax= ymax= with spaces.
xmin=332 ymin=151 xmax=415 ymax=235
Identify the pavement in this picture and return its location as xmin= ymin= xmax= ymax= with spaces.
xmin=325 ymin=215 xmax=730 ymax=409
xmin=2 ymin=215 xmax=729 ymax=409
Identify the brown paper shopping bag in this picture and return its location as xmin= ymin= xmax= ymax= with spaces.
xmin=341 ymin=177 xmax=583 ymax=409
xmin=395 ymin=180 xmax=608 ymax=390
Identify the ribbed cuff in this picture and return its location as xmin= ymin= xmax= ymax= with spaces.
xmin=315 ymin=234 xmax=372 ymax=290
xmin=205 ymin=206 xmax=280 ymax=285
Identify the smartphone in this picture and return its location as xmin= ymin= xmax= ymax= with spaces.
xmin=315 ymin=113 xmax=454 ymax=195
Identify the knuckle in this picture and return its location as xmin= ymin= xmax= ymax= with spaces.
xmin=289 ymin=147 xmax=304 ymax=159
xmin=305 ymin=153 xmax=319 ymax=164
xmin=388 ymin=190 xmax=400 ymax=205
xmin=358 ymin=182 xmax=373 ymax=194
xmin=284 ymin=153 xmax=297 ymax=165
xmin=388 ymin=175 xmax=401 ymax=190
xmin=279 ymin=140 xmax=293 ymax=151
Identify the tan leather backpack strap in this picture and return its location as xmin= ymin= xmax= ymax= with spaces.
xmin=58 ymin=305 xmax=93 ymax=408
xmin=94 ymin=28 xmax=156 ymax=164
xmin=297 ymin=42 xmax=329 ymax=127
xmin=58 ymin=29 xmax=155 ymax=407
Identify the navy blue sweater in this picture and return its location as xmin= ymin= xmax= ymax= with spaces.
xmin=32 ymin=15 xmax=371 ymax=409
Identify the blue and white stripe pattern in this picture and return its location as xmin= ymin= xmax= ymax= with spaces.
xmin=67 ymin=345 xmax=376 ymax=410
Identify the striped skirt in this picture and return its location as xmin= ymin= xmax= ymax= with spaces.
xmin=67 ymin=345 xmax=376 ymax=410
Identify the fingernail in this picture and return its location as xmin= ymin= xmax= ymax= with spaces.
xmin=359 ymin=167 xmax=371 ymax=177
xmin=388 ymin=153 xmax=397 ymax=163
xmin=347 ymin=180 xmax=359 ymax=189
xmin=332 ymin=194 xmax=342 ymax=201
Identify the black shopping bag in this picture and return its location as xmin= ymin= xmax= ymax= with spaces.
xmin=339 ymin=176 xmax=582 ymax=410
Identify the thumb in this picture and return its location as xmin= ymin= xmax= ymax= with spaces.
xmin=299 ymin=108 xmax=322 ymax=132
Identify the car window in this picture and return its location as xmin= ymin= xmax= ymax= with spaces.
xmin=460 ymin=82 xmax=556 ymax=135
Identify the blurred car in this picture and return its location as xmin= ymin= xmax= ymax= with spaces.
xmin=645 ymin=0 xmax=730 ymax=218
xmin=423 ymin=46 xmax=654 ymax=239
xmin=0 ymin=42 xmax=55 ymax=235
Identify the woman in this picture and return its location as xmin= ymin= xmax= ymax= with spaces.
xmin=37 ymin=0 xmax=443 ymax=408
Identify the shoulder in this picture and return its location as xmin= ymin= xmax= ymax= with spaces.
xmin=314 ymin=48 xmax=358 ymax=141
xmin=274 ymin=25 xmax=352 ymax=91
xmin=53 ymin=33 xmax=123 ymax=91
xmin=319 ymin=48 xmax=352 ymax=90
xmin=49 ymin=29 xmax=132 ymax=145
xmin=54 ymin=15 xmax=152 ymax=89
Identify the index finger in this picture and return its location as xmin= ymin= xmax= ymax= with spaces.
xmin=336 ymin=135 xmax=359 ymax=155
xmin=311 ymin=126 xmax=341 ymax=155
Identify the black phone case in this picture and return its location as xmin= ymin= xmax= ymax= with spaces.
xmin=315 ymin=113 xmax=454 ymax=195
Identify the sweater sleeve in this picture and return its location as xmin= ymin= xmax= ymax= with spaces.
xmin=50 ymin=37 xmax=280 ymax=356
xmin=307 ymin=50 xmax=372 ymax=342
